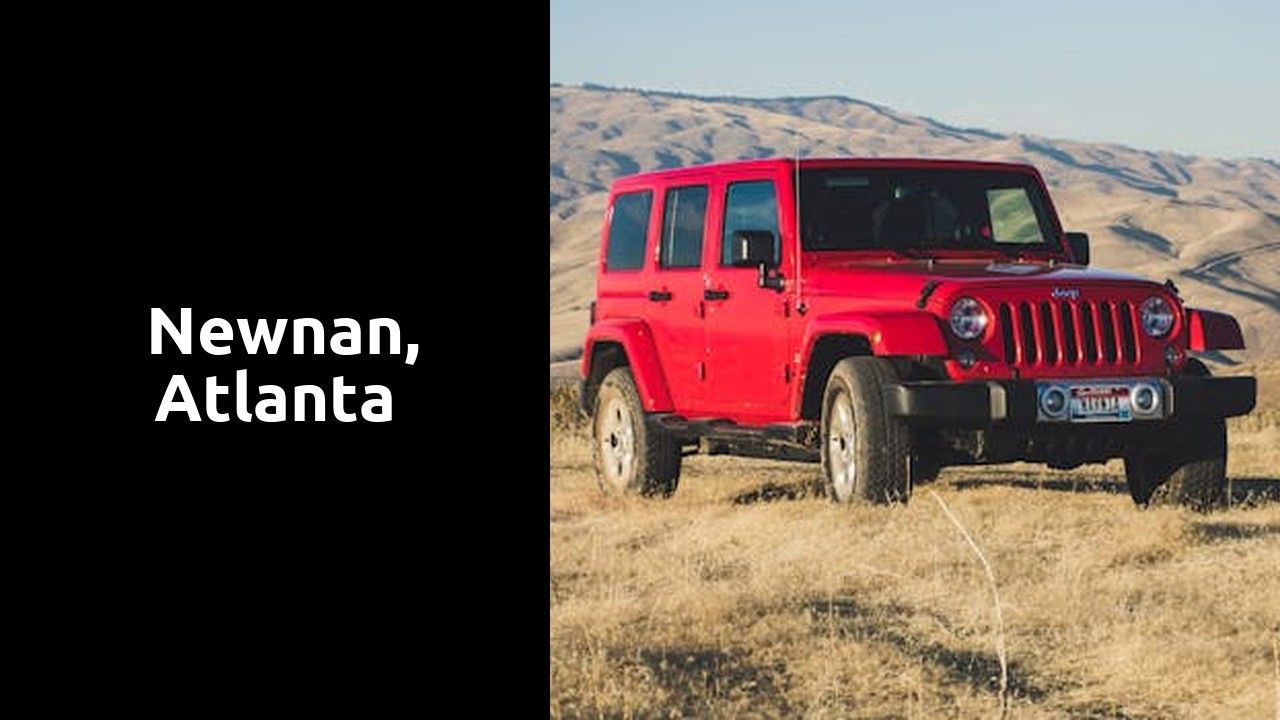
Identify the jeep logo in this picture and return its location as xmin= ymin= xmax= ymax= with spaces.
xmin=1051 ymin=287 xmax=1080 ymax=300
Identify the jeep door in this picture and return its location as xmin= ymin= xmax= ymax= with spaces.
xmin=702 ymin=174 xmax=793 ymax=423
xmin=645 ymin=179 xmax=712 ymax=414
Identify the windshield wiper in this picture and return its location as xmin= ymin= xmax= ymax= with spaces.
xmin=891 ymin=246 xmax=931 ymax=259
xmin=885 ymin=240 xmax=943 ymax=259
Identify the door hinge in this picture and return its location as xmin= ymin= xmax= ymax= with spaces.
xmin=783 ymin=364 xmax=792 ymax=383
xmin=697 ymin=362 xmax=706 ymax=380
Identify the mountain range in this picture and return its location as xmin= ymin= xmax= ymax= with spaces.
xmin=550 ymin=84 xmax=1279 ymax=363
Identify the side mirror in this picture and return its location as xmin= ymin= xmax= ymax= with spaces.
xmin=730 ymin=230 xmax=777 ymax=268
xmin=1066 ymin=232 xmax=1090 ymax=265
xmin=731 ymin=230 xmax=785 ymax=291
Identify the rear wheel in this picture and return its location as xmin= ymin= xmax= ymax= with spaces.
xmin=820 ymin=357 xmax=911 ymax=504
xmin=591 ymin=367 xmax=681 ymax=497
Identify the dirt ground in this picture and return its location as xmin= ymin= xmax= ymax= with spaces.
xmin=549 ymin=369 xmax=1280 ymax=718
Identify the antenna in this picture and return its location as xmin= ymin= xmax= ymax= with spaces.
xmin=793 ymin=138 xmax=805 ymax=313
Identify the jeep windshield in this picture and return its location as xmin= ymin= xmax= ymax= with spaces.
xmin=799 ymin=168 xmax=1061 ymax=256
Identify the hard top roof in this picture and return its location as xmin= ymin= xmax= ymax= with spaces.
xmin=610 ymin=157 xmax=1042 ymax=188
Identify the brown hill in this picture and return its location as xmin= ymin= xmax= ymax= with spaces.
xmin=550 ymin=85 xmax=1280 ymax=363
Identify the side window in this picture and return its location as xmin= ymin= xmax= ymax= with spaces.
xmin=986 ymin=187 xmax=1045 ymax=244
xmin=659 ymin=185 xmax=708 ymax=268
xmin=605 ymin=191 xmax=652 ymax=271
xmin=722 ymin=180 xmax=780 ymax=265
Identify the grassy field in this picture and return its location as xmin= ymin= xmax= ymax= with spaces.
xmin=549 ymin=364 xmax=1280 ymax=718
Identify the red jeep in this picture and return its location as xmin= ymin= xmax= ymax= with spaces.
xmin=578 ymin=159 xmax=1256 ymax=508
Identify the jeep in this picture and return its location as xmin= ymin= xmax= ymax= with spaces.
xmin=578 ymin=159 xmax=1256 ymax=508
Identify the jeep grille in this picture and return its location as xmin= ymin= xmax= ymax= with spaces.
xmin=996 ymin=300 xmax=1139 ymax=367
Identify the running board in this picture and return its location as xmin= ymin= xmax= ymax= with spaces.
xmin=650 ymin=415 xmax=819 ymax=448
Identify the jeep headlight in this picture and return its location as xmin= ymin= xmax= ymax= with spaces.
xmin=949 ymin=297 xmax=988 ymax=340
xmin=1139 ymin=296 xmax=1174 ymax=337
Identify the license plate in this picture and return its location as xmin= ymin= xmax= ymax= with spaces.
xmin=1069 ymin=384 xmax=1131 ymax=422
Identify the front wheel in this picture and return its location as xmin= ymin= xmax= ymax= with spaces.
xmin=1124 ymin=358 xmax=1228 ymax=511
xmin=1124 ymin=417 xmax=1227 ymax=511
xmin=820 ymin=357 xmax=911 ymax=504
xmin=591 ymin=367 xmax=681 ymax=497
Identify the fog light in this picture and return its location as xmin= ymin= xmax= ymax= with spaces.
xmin=1164 ymin=345 xmax=1183 ymax=366
xmin=956 ymin=349 xmax=977 ymax=369
xmin=1040 ymin=386 xmax=1068 ymax=418
xmin=1131 ymin=384 xmax=1160 ymax=415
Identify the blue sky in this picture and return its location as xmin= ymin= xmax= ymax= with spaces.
xmin=550 ymin=1 xmax=1278 ymax=159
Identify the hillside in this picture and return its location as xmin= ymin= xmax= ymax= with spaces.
xmin=549 ymin=85 xmax=1280 ymax=363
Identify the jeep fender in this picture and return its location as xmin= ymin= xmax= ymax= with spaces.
xmin=799 ymin=310 xmax=950 ymax=359
xmin=581 ymin=318 xmax=674 ymax=412
xmin=791 ymin=311 xmax=949 ymax=418
xmin=1186 ymin=308 xmax=1245 ymax=351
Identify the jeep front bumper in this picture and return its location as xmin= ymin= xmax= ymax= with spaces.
xmin=885 ymin=375 xmax=1256 ymax=426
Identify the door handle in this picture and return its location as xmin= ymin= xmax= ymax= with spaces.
xmin=648 ymin=290 xmax=673 ymax=302
xmin=704 ymin=289 xmax=730 ymax=301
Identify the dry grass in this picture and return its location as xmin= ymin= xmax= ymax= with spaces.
xmin=550 ymin=372 xmax=1280 ymax=718
xmin=928 ymin=490 xmax=1009 ymax=718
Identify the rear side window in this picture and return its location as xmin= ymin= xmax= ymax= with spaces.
xmin=659 ymin=185 xmax=708 ymax=268
xmin=606 ymin=191 xmax=652 ymax=271
xmin=722 ymin=181 xmax=780 ymax=265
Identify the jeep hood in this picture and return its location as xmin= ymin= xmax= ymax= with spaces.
xmin=801 ymin=258 xmax=1167 ymax=302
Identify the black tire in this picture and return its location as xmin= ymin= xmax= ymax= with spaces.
xmin=819 ymin=357 xmax=911 ymax=504
xmin=591 ymin=367 xmax=681 ymax=497
xmin=910 ymin=454 xmax=943 ymax=488
xmin=1123 ymin=358 xmax=1227 ymax=511
xmin=1124 ymin=417 xmax=1226 ymax=511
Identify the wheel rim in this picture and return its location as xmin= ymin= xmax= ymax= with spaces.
xmin=599 ymin=397 xmax=636 ymax=490
xmin=828 ymin=390 xmax=857 ymax=500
